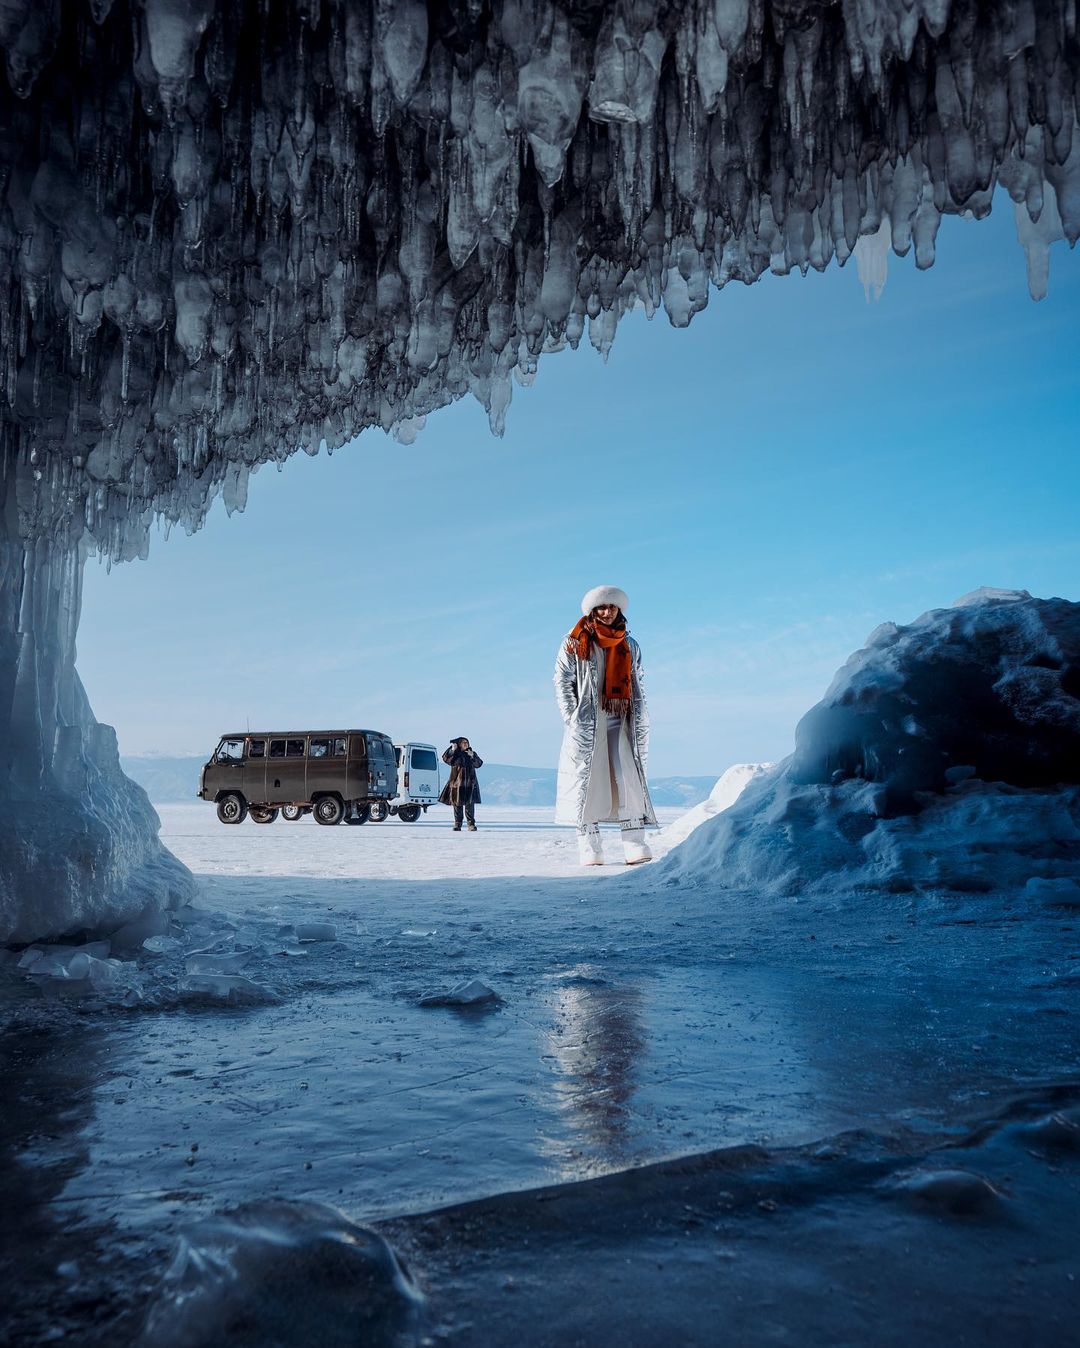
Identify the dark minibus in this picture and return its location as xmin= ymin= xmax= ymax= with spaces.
xmin=198 ymin=729 xmax=398 ymax=826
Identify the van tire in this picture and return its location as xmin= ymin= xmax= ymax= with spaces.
xmin=397 ymin=805 xmax=421 ymax=823
xmin=312 ymin=795 xmax=345 ymax=826
xmin=281 ymin=804 xmax=305 ymax=822
xmin=250 ymin=806 xmax=279 ymax=824
xmin=368 ymin=800 xmax=389 ymax=823
xmin=217 ymin=793 xmax=247 ymax=825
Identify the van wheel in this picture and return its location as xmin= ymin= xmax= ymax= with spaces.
xmin=217 ymin=793 xmax=247 ymax=825
xmin=312 ymin=796 xmax=344 ymax=826
xmin=250 ymin=806 xmax=279 ymax=824
xmin=368 ymin=800 xmax=389 ymax=823
xmin=281 ymin=804 xmax=305 ymax=822
xmin=397 ymin=805 xmax=421 ymax=823
xmin=345 ymin=803 xmax=370 ymax=825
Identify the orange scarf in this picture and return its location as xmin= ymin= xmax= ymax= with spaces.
xmin=566 ymin=616 xmax=633 ymax=716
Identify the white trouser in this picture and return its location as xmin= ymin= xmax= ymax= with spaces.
xmin=580 ymin=714 xmax=645 ymax=831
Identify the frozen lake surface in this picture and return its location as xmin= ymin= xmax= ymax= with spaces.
xmin=3 ymin=802 xmax=1080 ymax=1344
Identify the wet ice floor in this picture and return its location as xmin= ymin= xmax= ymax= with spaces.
xmin=11 ymin=804 xmax=1080 ymax=1242
xmin=3 ymin=802 xmax=1080 ymax=1345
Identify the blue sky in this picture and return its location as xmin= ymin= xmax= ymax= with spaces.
xmin=79 ymin=202 xmax=1080 ymax=776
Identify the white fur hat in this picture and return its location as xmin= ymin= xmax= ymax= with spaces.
xmin=581 ymin=585 xmax=629 ymax=616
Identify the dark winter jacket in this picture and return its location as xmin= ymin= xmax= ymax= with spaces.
xmin=439 ymin=746 xmax=483 ymax=806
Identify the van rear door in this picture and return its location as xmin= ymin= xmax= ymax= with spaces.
xmin=364 ymin=734 xmax=394 ymax=797
xmin=407 ymin=745 xmax=439 ymax=802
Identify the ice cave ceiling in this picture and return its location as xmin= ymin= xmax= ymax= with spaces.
xmin=0 ymin=1 xmax=1077 ymax=559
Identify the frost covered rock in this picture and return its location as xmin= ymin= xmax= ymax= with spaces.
xmin=138 ymin=1200 xmax=422 ymax=1348
xmin=663 ymin=591 xmax=1080 ymax=897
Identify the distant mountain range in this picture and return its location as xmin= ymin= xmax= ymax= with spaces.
xmin=120 ymin=755 xmax=718 ymax=809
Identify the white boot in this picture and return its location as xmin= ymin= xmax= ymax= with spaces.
xmin=621 ymin=827 xmax=652 ymax=866
xmin=578 ymin=828 xmax=604 ymax=866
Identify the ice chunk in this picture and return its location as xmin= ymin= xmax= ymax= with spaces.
xmin=143 ymin=935 xmax=184 ymax=955
xmin=110 ymin=905 xmax=170 ymax=951
xmin=894 ymin=1170 xmax=1004 ymax=1218
xmin=294 ymin=922 xmax=336 ymax=943
xmin=419 ymin=978 xmax=501 ymax=1008
xmin=184 ymin=951 xmax=252 ymax=975
xmin=138 ymin=1200 xmax=422 ymax=1348
xmin=1024 ymin=878 xmax=1080 ymax=908
xmin=177 ymin=974 xmax=281 ymax=1006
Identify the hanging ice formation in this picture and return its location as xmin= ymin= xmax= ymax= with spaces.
xmin=0 ymin=2 xmax=1077 ymax=939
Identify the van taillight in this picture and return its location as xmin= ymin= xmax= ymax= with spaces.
xmin=368 ymin=770 xmax=374 ymax=789
xmin=403 ymin=771 xmax=409 ymax=790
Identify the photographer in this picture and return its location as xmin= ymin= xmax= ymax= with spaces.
xmin=439 ymin=737 xmax=483 ymax=832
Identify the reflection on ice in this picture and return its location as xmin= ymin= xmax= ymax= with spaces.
xmin=545 ymin=968 xmax=646 ymax=1161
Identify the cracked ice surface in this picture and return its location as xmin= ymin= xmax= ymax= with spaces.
xmin=0 ymin=1 xmax=1077 ymax=560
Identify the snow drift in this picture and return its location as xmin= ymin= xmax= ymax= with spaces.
xmin=662 ymin=590 xmax=1080 ymax=897
xmin=656 ymin=762 xmax=773 ymax=850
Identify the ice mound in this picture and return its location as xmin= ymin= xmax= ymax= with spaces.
xmin=138 ymin=1200 xmax=422 ymax=1348
xmin=1 ymin=3 xmax=1077 ymax=568
xmin=657 ymin=763 xmax=773 ymax=849
xmin=663 ymin=592 xmax=1080 ymax=897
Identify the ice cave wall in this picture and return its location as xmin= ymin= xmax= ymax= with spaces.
xmin=0 ymin=465 xmax=194 ymax=943
xmin=0 ymin=1 xmax=1077 ymax=560
xmin=0 ymin=2 xmax=1077 ymax=939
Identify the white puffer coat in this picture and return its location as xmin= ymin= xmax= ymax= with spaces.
xmin=553 ymin=635 xmax=656 ymax=828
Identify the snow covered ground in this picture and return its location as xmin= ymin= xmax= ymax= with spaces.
xmin=2 ymin=794 xmax=1080 ymax=1344
xmin=160 ymin=802 xmax=687 ymax=880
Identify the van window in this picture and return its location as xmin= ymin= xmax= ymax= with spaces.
xmin=248 ymin=739 xmax=265 ymax=758
xmin=331 ymin=737 xmax=346 ymax=757
xmin=394 ymin=746 xmax=402 ymax=766
xmin=286 ymin=738 xmax=305 ymax=758
xmin=309 ymin=738 xmax=329 ymax=759
xmin=216 ymin=738 xmax=244 ymax=762
xmin=269 ymin=739 xmax=286 ymax=759
xmin=411 ymin=748 xmax=438 ymax=772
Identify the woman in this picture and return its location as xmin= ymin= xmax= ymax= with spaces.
xmin=440 ymin=737 xmax=483 ymax=831
xmin=554 ymin=586 xmax=656 ymax=865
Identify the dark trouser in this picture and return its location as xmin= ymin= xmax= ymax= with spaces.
xmin=453 ymin=801 xmax=476 ymax=827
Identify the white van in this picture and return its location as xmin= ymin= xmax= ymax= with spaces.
xmin=367 ymin=742 xmax=441 ymax=822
